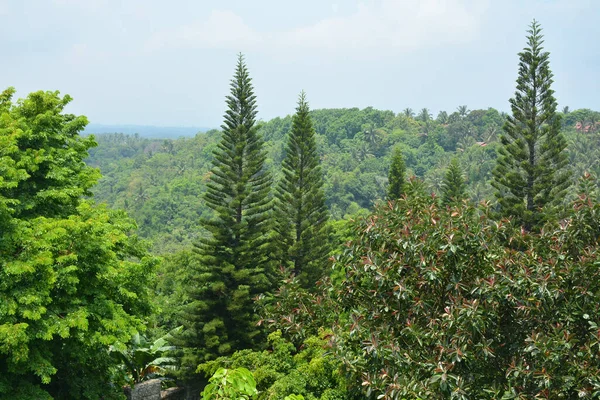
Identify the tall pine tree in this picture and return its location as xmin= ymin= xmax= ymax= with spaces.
xmin=492 ymin=20 xmax=570 ymax=231
xmin=273 ymin=92 xmax=329 ymax=287
xmin=182 ymin=55 xmax=273 ymax=367
xmin=387 ymin=146 xmax=406 ymax=200
xmin=441 ymin=158 xmax=467 ymax=206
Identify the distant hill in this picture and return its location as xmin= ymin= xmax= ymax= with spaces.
xmin=84 ymin=123 xmax=213 ymax=139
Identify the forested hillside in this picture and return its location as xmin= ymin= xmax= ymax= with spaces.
xmin=5 ymin=18 xmax=600 ymax=400
xmin=86 ymin=106 xmax=600 ymax=253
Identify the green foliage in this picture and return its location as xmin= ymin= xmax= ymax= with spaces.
xmin=2 ymin=89 xmax=100 ymax=220
xmin=86 ymin=132 xmax=214 ymax=253
xmin=84 ymin=105 xmax=504 ymax=242
xmin=492 ymin=20 xmax=571 ymax=231
xmin=441 ymin=158 xmax=467 ymax=206
xmin=148 ymin=249 xmax=196 ymax=338
xmin=111 ymin=326 xmax=181 ymax=384
xmin=180 ymin=54 xmax=273 ymax=369
xmin=0 ymin=88 xmax=156 ymax=399
xmin=201 ymin=367 xmax=258 ymax=400
xmin=198 ymin=331 xmax=350 ymax=400
xmin=327 ymin=177 xmax=600 ymax=398
xmin=273 ymin=92 xmax=330 ymax=287
xmin=257 ymin=273 xmax=340 ymax=347
xmin=85 ymin=101 xmax=600 ymax=248
xmin=387 ymin=146 xmax=406 ymax=200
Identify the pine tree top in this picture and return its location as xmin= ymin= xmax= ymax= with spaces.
xmin=387 ymin=146 xmax=406 ymax=200
xmin=441 ymin=158 xmax=466 ymax=206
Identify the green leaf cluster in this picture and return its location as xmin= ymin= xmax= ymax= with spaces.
xmin=0 ymin=88 xmax=156 ymax=399
xmin=201 ymin=367 xmax=258 ymax=400
xmin=328 ymin=176 xmax=600 ymax=398
xmin=111 ymin=326 xmax=182 ymax=384
xmin=198 ymin=331 xmax=350 ymax=400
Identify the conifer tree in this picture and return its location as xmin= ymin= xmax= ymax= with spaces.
xmin=273 ymin=92 xmax=329 ymax=287
xmin=441 ymin=158 xmax=467 ymax=206
xmin=182 ymin=55 xmax=273 ymax=367
xmin=492 ymin=20 xmax=570 ymax=231
xmin=387 ymin=146 xmax=406 ymax=200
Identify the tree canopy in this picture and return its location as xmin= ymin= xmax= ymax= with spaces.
xmin=0 ymin=88 xmax=156 ymax=400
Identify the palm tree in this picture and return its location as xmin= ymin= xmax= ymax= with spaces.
xmin=436 ymin=111 xmax=449 ymax=124
xmin=457 ymin=105 xmax=470 ymax=118
xmin=363 ymin=123 xmax=381 ymax=148
xmin=418 ymin=108 xmax=432 ymax=122
xmin=354 ymin=142 xmax=374 ymax=161
xmin=402 ymin=108 xmax=415 ymax=119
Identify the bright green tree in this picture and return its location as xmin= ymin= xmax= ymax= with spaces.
xmin=387 ymin=146 xmax=406 ymax=200
xmin=273 ymin=92 xmax=329 ymax=287
xmin=182 ymin=54 xmax=273 ymax=367
xmin=492 ymin=20 xmax=571 ymax=231
xmin=0 ymin=88 xmax=156 ymax=400
xmin=198 ymin=331 xmax=351 ymax=400
xmin=441 ymin=158 xmax=467 ymax=206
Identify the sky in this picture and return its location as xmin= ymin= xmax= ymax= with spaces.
xmin=1 ymin=0 xmax=599 ymax=128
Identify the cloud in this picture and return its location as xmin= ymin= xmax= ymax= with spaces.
xmin=282 ymin=0 xmax=489 ymax=51
xmin=146 ymin=0 xmax=489 ymax=55
xmin=146 ymin=9 xmax=262 ymax=52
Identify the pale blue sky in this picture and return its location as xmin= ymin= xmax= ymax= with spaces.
xmin=1 ymin=0 xmax=598 ymax=127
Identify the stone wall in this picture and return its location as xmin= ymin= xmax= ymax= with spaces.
xmin=124 ymin=380 xmax=184 ymax=400
xmin=161 ymin=387 xmax=185 ymax=400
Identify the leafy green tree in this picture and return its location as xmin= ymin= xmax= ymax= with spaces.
xmin=273 ymin=92 xmax=330 ymax=286
xmin=330 ymin=183 xmax=600 ymax=398
xmin=441 ymin=158 xmax=467 ymax=206
xmin=492 ymin=20 xmax=571 ymax=231
xmin=402 ymin=108 xmax=414 ymax=119
xmin=387 ymin=146 xmax=406 ymax=200
xmin=2 ymin=88 xmax=100 ymax=219
xmin=0 ymin=88 xmax=156 ymax=400
xmin=198 ymin=331 xmax=352 ymax=400
xmin=181 ymin=54 xmax=273 ymax=367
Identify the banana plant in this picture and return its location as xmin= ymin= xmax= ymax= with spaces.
xmin=112 ymin=326 xmax=182 ymax=384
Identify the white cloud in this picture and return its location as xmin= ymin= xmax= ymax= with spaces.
xmin=146 ymin=0 xmax=489 ymax=55
xmin=146 ymin=10 xmax=262 ymax=52
xmin=282 ymin=0 xmax=489 ymax=51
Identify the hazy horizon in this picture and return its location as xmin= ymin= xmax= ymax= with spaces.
xmin=2 ymin=0 xmax=599 ymax=127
